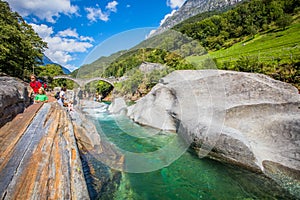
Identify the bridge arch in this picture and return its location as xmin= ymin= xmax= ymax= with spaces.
xmin=53 ymin=75 xmax=115 ymax=88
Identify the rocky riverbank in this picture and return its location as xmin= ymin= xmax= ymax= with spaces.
xmin=0 ymin=102 xmax=89 ymax=199
xmin=0 ymin=76 xmax=123 ymax=199
xmin=0 ymin=76 xmax=30 ymax=127
xmin=109 ymin=70 xmax=300 ymax=198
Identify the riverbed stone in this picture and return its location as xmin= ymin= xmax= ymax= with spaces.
xmin=127 ymin=70 xmax=300 ymax=196
xmin=108 ymin=97 xmax=127 ymax=114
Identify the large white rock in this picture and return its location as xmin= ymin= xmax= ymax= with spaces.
xmin=127 ymin=70 xmax=300 ymax=196
xmin=109 ymin=97 xmax=127 ymax=114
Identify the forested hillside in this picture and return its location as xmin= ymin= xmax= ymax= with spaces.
xmin=173 ymin=0 xmax=299 ymax=50
xmin=174 ymin=0 xmax=300 ymax=90
xmin=73 ymin=30 xmax=207 ymax=98
xmin=73 ymin=30 xmax=206 ymax=79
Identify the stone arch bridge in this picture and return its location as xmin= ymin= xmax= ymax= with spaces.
xmin=53 ymin=75 xmax=116 ymax=88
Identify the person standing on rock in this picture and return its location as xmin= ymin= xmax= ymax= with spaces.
xmin=28 ymin=74 xmax=42 ymax=103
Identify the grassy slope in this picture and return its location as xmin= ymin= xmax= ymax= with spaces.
xmin=187 ymin=22 xmax=300 ymax=65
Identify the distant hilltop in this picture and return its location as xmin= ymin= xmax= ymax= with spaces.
xmin=42 ymin=55 xmax=71 ymax=74
xmin=152 ymin=0 xmax=244 ymax=36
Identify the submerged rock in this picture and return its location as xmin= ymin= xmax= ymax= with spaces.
xmin=127 ymin=70 xmax=300 ymax=197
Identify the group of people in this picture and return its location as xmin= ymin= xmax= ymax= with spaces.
xmin=28 ymin=74 xmax=74 ymax=112
xmin=29 ymin=74 xmax=48 ymax=104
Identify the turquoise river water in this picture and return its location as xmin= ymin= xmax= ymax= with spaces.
xmin=81 ymin=102 xmax=294 ymax=200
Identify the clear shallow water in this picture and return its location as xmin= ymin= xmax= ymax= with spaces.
xmin=83 ymin=102 xmax=294 ymax=200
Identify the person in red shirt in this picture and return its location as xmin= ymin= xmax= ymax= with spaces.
xmin=28 ymin=74 xmax=42 ymax=98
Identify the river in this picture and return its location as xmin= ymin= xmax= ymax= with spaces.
xmin=80 ymin=101 xmax=294 ymax=200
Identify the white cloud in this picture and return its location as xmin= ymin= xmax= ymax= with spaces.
xmin=167 ymin=0 xmax=186 ymax=9
xmin=85 ymin=7 xmax=109 ymax=22
xmin=106 ymin=1 xmax=118 ymax=13
xmin=46 ymin=50 xmax=73 ymax=64
xmin=6 ymin=0 xmax=79 ymax=23
xmin=85 ymin=1 xmax=118 ymax=23
xmin=146 ymin=29 xmax=157 ymax=38
xmin=46 ymin=37 xmax=93 ymax=53
xmin=30 ymin=23 xmax=94 ymax=70
xmin=30 ymin=24 xmax=53 ymax=38
xmin=57 ymin=28 xmax=79 ymax=38
xmin=64 ymin=64 xmax=78 ymax=72
xmin=160 ymin=10 xmax=176 ymax=26
xmin=79 ymin=36 xmax=94 ymax=42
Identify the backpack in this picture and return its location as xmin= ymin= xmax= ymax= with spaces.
xmin=54 ymin=91 xmax=60 ymax=100
xmin=42 ymin=82 xmax=47 ymax=89
xmin=38 ymin=79 xmax=47 ymax=89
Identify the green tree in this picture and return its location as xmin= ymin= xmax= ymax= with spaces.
xmin=0 ymin=1 xmax=47 ymax=79
xmin=35 ymin=64 xmax=75 ymax=89
xmin=275 ymin=14 xmax=293 ymax=30
xmin=96 ymin=81 xmax=113 ymax=97
xmin=268 ymin=1 xmax=284 ymax=21
xmin=118 ymin=69 xmax=143 ymax=95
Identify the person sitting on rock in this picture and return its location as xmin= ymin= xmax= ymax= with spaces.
xmin=34 ymin=87 xmax=48 ymax=103
xmin=57 ymin=86 xmax=67 ymax=107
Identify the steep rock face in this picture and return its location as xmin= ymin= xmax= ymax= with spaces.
xmin=127 ymin=70 xmax=300 ymax=196
xmin=154 ymin=0 xmax=243 ymax=36
xmin=0 ymin=76 xmax=30 ymax=127
xmin=75 ymin=100 xmax=124 ymax=169
xmin=108 ymin=97 xmax=127 ymax=114
xmin=73 ymin=100 xmax=123 ymax=199
xmin=0 ymin=99 xmax=124 ymax=199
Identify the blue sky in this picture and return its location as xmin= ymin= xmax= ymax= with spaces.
xmin=5 ymin=0 xmax=186 ymax=71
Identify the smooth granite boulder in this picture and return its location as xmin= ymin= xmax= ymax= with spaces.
xmin=108 ymin=97 xmax=127 ymax=114
xmin=127 ymin=70 xmax=300 ymax=196
xmin=0 ymin=103 xmax=89 ymax=199
xmin=0 ymin=76 xmax=30 ymax=127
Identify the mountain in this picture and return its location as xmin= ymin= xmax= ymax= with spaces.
xmin=73 ymin=50 xmax=126 ymax=78
xmin=153 ymin=0 xmax=243 ymax=36
xmin=42 ymin=55 xmax=71 ymax=74
xmin=74 ymin=0 xmax=244 ymax=78
xmin=60 ymin=66 xmax=71 ymax=75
